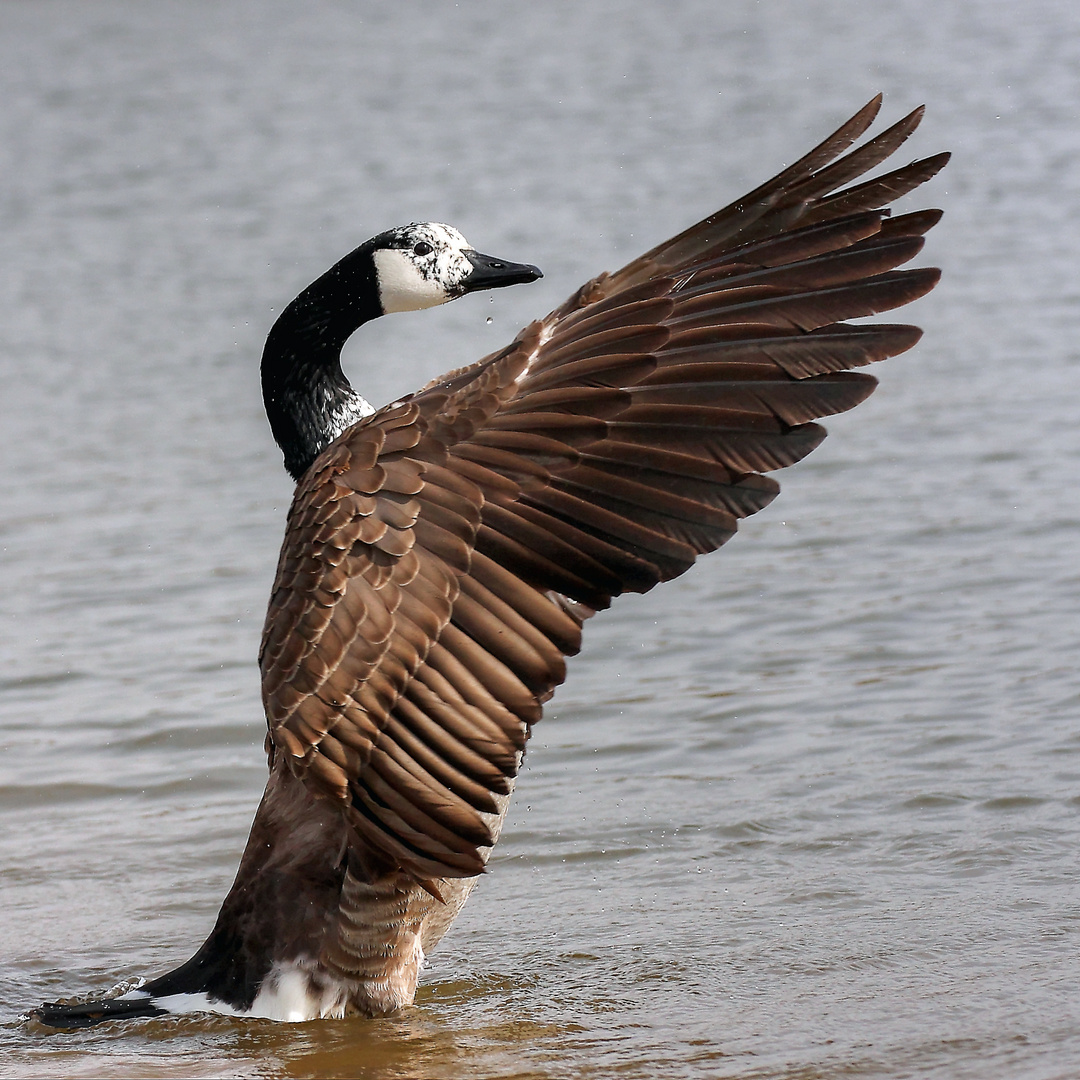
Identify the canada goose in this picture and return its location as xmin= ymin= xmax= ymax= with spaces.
xmin=32 ymin=97 xmax=947 ymax=1028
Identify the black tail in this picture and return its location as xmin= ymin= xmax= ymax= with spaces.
xmin=29 ymin=918 xmax=268 ymax=1030
xmin=30 ymin=996 xmax=167 ymax=1030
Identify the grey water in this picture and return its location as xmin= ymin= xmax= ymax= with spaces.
xmin=1 ymin=1 xmax=1079 ymax=1077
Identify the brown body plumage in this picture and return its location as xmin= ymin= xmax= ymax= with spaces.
xmin=35 ymin=96 xmax=947 ymax=1027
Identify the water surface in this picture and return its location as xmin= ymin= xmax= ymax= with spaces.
xmin=2 ymin=2 xmax=1079 ymax=1077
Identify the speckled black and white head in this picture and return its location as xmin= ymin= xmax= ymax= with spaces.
xmin=369 ymin=222 xmax=543 ymax=314
xmin=261 ymin=221 xmax=543 ymax=481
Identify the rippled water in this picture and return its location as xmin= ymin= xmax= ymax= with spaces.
xmin=2 ymin=2 xmax=1080 ymax=1077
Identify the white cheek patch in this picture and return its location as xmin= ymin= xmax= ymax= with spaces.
xmin=373 ymin=248 xmax=451 ymax=314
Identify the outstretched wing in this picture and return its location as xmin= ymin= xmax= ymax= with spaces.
xmin=260 ymin=97 xmax=948 ymax=880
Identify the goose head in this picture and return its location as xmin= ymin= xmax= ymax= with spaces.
xmin=262 ymin=221 xmax=542 ymax=481
xmin=368 ymin=222 xmax=543 ymax=314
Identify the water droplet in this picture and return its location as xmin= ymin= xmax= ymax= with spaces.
xmin=486 ymin=316 xmax=493 ymax=325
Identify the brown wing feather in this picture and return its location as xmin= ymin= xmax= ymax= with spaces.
xmin=260 ymin=99 xmax=947 ymax=880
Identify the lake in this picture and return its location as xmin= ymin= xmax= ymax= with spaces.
xmin=1 ymin=1 xmax=1079 ymax=1077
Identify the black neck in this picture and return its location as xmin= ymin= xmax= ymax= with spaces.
xmin=261 ymin=244 xmax=382 ymax=481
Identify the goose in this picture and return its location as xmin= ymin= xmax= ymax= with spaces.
xmin=33 ymin=96 xmax=947 ymax=1028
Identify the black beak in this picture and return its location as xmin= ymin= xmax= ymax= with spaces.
xmin=462 ymin=249 xmax=543 ymax=293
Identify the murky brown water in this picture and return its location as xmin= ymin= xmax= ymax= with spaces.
xmin=2 ymin=2 xmax=1080 ymax=1077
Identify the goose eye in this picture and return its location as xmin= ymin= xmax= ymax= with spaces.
xmin=413 ymin=241 xmax=434 ymax=257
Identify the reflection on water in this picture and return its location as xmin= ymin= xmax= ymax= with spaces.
xmin=3 ymin=1 xmax=1080 ymax=1078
